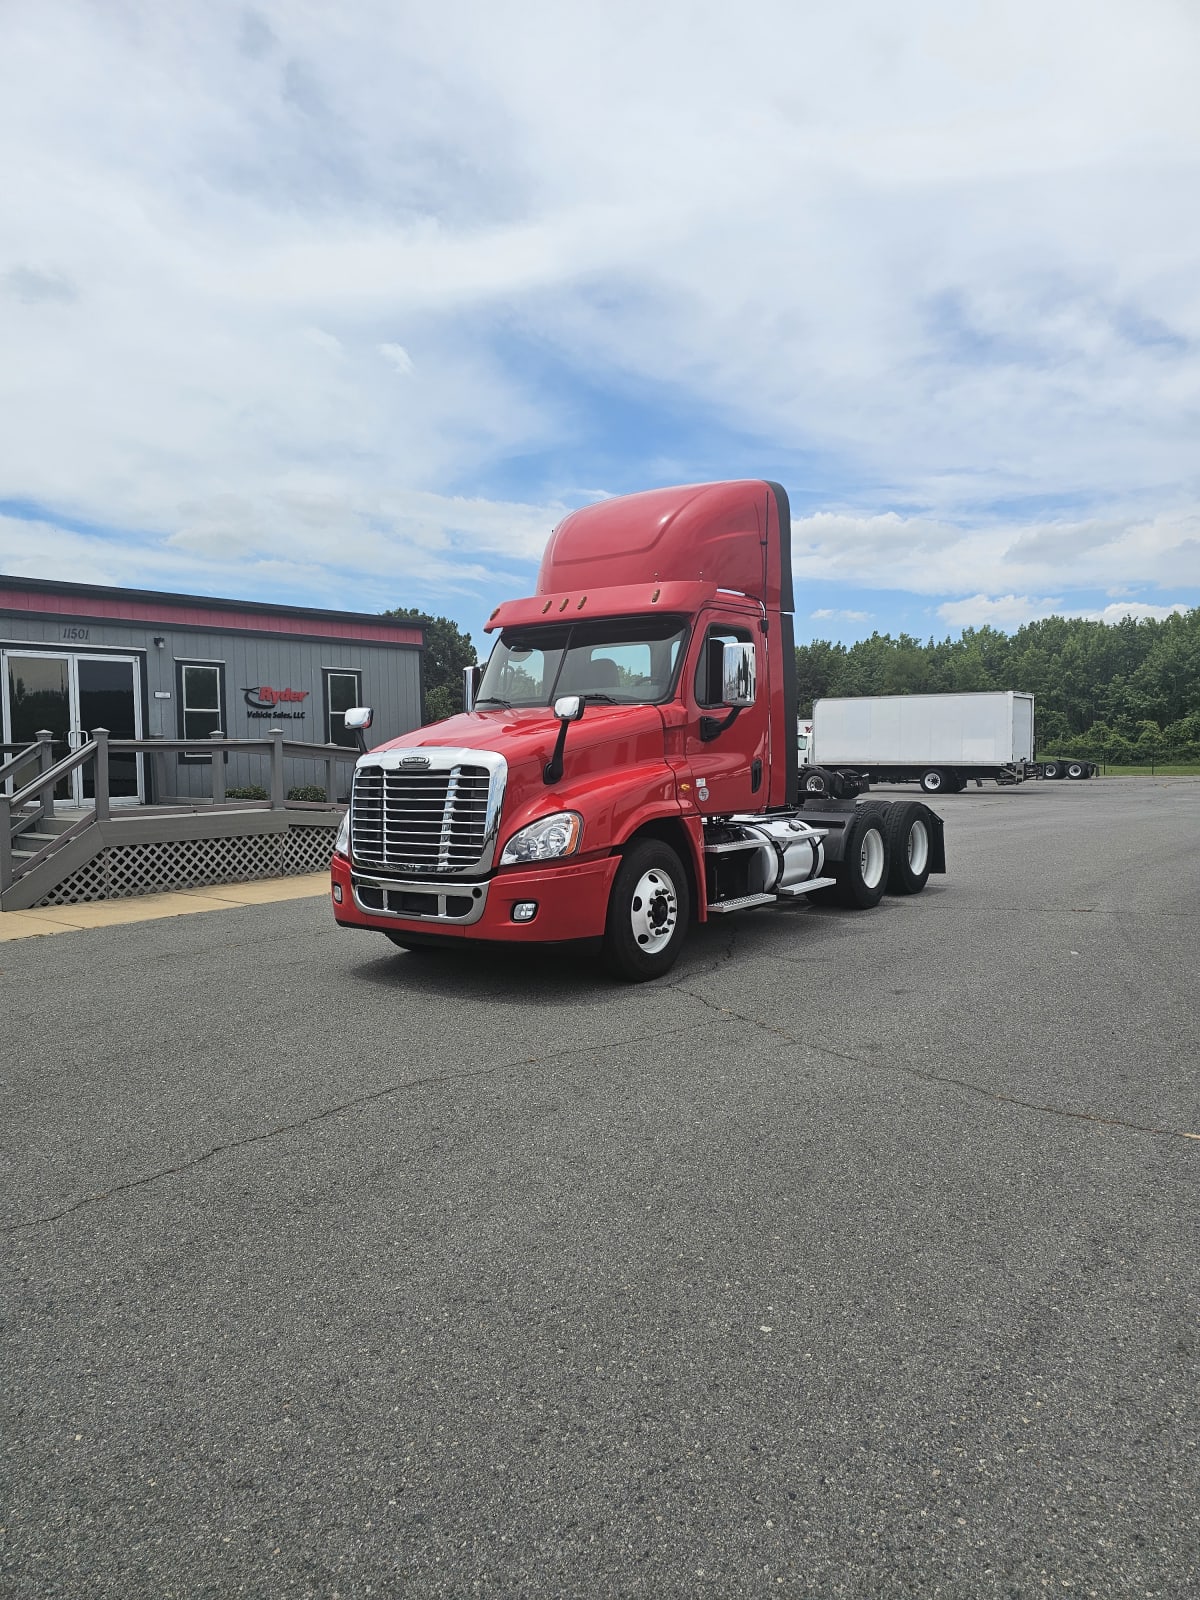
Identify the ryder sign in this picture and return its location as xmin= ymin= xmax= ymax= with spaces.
xmin=243 ymin=685 xmax=309 ymax=721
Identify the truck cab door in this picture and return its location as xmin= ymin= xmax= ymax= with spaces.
xmin=683 ymin=614 xmax=770 ymax=815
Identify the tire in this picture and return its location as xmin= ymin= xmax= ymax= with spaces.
xmin=602 ymin=839 xmax=690 ymax=982
xmin=1067 ymin=763 xmax=1085 ymax=779
xmin=825 ymin=812 xmax=890 ymax=909
xmin=1043 ymin=762 xmax=1062 ymax=779
xmin=804 ymin=771 xmax=826 ymax=794
xmin=883 ymin=802 xmax=933 ymax=894
xmin=921 ymin=769 xmax=946 ymax=793
xmin=856 ymin=799 xmax=892 ymax=823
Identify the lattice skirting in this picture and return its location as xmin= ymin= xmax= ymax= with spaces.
xmin=35 ymin=827 xmax=338 ymax=907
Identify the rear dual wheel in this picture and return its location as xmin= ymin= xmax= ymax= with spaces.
xmin=811 ymin=811 xmax=889 ymax=909
xmin=883 ymin=801 xmax=933 ymax=894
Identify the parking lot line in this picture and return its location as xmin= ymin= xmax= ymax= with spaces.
xmin=0 ymin=873 xmax=329 ymax=940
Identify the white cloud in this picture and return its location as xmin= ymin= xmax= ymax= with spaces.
xmin=0 ymin=486 xmax=564 ymax=613
xmin=811 ymin=607 xmax=870 ymax=623
xmin=936 ymin=594 xmax=1064 ymax=628
xmin=791 ymin=507 xmax=1200 ymax=597
xmin=1089 ymin=601 xmax=1190 ymax=623
xmin=937 ymin=593 xmax=1191 ymax=629
xmin=379 ymin=342 xmax=415 ymax=375
xmin=0 ymin=0 xmax=1198 ymax=634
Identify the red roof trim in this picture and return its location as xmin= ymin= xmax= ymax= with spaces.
xmin=0 ymin=585 xmax=423 ymax=647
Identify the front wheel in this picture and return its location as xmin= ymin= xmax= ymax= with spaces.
xmin=602 ymin=840 xmax=690 ymax=982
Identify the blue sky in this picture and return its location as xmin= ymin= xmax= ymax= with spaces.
xmin=1 ymin=0 xmax=1198 ymax=660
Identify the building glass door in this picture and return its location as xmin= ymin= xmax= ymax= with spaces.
xmin=2 ymin=650 xmax=144 ymax=806
xmin=76 ymin=656 xmax=142 ymax=800
xmin=3 ymin=652 xmax=72 ymax=800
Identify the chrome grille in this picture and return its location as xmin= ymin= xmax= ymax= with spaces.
xmin=350 ymin=751 xmax=504 ymax=876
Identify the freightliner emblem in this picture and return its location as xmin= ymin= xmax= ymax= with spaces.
xmin=400 ymin=754 xmax=431 ymax=769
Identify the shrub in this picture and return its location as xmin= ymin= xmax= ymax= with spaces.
xmin=225 ymin=785 xmax=268 ymax=800
xmin=287 ymin=784 xmax=327 ymax=802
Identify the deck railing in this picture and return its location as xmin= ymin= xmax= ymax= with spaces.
xmin=1 ymin=727 xmax=360 ymax=894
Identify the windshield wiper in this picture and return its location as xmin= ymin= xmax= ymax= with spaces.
xmin=472 ymin=695 xmax=511 ymax=708
xmin=580 ymin=692 xmax=620 ymax=703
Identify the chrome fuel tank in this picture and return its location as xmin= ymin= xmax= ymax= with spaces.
xmin=729 ymin=815 xmax=826 ymax=895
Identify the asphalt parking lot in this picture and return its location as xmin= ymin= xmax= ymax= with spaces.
xmin=3 ymin=777 xmax=1198 ymax=1599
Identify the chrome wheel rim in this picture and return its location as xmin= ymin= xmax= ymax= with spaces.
xmin=907 ymin=820 xmax=929 ymax=876
xmin=630 ymin=867 xmax=678 ymax=953
xmin=860 ymin=827 xmax=885 ymax=889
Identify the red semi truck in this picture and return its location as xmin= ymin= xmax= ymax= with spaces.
xmin=331 ymin=480 xmax=945 ymax=980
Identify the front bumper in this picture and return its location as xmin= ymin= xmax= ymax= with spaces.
xmin=330 ymin=852 xmax=620 ymax=943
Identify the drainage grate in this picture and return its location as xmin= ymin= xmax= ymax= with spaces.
xmin=35 ymin=827 xmax=338 ymax=907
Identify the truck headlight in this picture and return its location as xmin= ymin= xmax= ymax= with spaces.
xmin=334 ymin=810 xmax=351 ymax=857
xmin=500 ymin=811 xmax=582 ymax=865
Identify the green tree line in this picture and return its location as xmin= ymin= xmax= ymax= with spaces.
xmin=391 ymin=602 xmax=1200 ymax=763
xmin=386 ymin=607 xmax=478 ymax=723
xmin=795 ymin=608 xmax=1200 ymax=763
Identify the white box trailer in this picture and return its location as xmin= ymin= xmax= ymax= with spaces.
xmin=806 ymin=692 xmax=1036 ymax=794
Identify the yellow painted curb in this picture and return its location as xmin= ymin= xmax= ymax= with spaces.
xmin=0 ymin=910 xmax=72 ymax=941
xmin=176 ymin=874 xmax=329 ymax=906
xmin=0 ymin=873 xmax=330 ymax=939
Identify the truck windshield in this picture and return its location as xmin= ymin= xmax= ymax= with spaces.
xmin=477 ymin=616 xmax=689 ymax=708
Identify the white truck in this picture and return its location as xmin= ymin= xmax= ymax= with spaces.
xmin=801 ymin=691 xmax=1044 ymax=794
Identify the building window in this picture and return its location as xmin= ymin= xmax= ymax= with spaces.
xmin=324 ymin=669 xmax=362 ymax=747
xmin=176 ymin=660 xmax=226 ymax=759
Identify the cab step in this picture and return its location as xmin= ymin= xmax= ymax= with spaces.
xmin=708 ymin=878 xmax=838 ymax=914
xmin=706 ymin=892 xmax=776 ymax=914
xmin=703 ymin=837 xmax=762 ymax=855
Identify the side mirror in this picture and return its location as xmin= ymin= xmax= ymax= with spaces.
xmin=553 ymin=694 xmax=585 ymax=723
xmin=720 ymin=641 xmax=756 ymax=707
xmin=545 ymin=696 xmax=585 ymax=784
xmin=344 ymin=705 xmax=373 ymax=755
xmin=463 ymin=664 xmax=483 ymax=711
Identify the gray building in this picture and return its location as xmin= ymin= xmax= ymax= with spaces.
xmin=1 ymin=575 xmax=425 ymax=804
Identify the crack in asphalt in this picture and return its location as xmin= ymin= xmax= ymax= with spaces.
xmin=10 ymin=906 xmax=1196 ymax=1235
xmin=4 ymin=1016 xmax=724 ymax=1235
xmin=669 ymin=979 xmax=1200 ymax=1146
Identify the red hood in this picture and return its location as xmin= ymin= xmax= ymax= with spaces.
xmin=372 ymin=703 xmax=677 ymax=842
xmin=375 ymin=703 xmax=662 ymax=766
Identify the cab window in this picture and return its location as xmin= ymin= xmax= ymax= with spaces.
xmin=694 ymin=623 xmax=753 ymax=707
